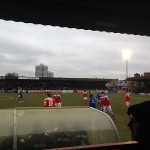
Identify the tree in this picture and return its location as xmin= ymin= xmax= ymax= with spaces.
xmin=5 ymin=72 xmax=18 ymax=79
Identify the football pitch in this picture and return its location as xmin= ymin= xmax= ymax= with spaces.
xmin=0 ymin=92 xmax=149 ymax=142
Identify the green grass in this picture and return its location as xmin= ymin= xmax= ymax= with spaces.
xmin=0 ymin=92 xmax=149 ymax=142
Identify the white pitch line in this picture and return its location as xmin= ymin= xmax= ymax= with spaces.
xmin=0 ymin=97 xmax=15 ymax=100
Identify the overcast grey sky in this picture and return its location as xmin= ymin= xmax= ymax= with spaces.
xmin=0 ymin=19 xmax=149 ymax=80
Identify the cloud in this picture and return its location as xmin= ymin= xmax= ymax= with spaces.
xmin=0 ymin=19 xmax=150 ymax=79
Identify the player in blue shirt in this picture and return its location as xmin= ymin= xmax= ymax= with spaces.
xmin=96 ymin=92 xmax=101 ymax=101
xmin=96 ymin=92 xmax=102 ymax=109
xmin=18 ymin=90 xmax=24 ymax=103
xmin=89 ymin=94 xmax=96 ymax=108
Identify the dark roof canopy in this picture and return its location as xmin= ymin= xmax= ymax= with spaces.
xmin=0 ymin=1 xmax=150 ymax=36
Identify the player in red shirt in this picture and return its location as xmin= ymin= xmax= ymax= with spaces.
xmin=125 ymin=92 xmax=130 ymax=109
xmin=101 ymin=91 xmax=115 ymax=122
xmin=53 ymin=92 xmax=62 ymax=107
xmin=82 ymin=90 xmax=88 ymax=105
xmin=44 ymin=93 xmax=55 ymax=107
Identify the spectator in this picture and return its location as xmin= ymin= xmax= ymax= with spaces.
xmin=127 ymin=100 xmax=150 ymax=148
